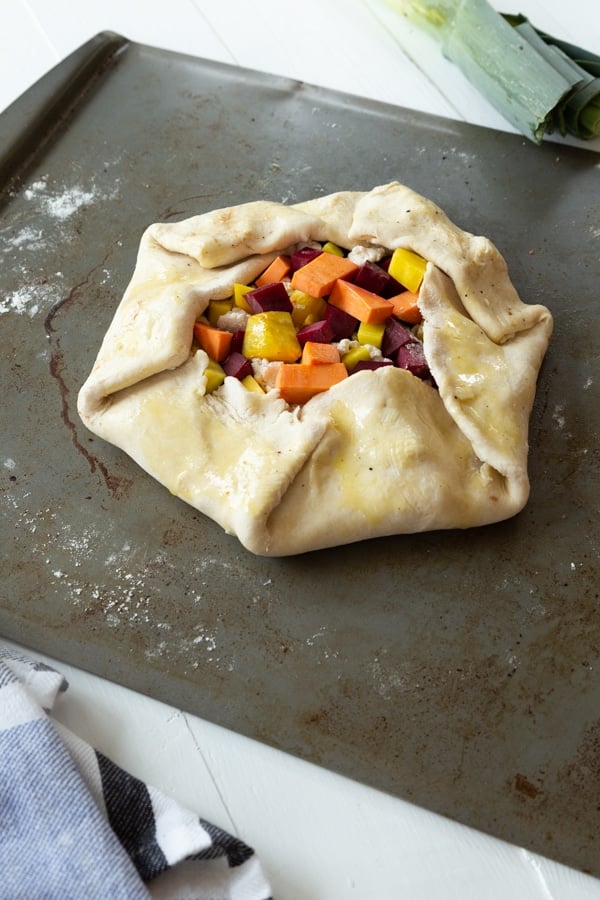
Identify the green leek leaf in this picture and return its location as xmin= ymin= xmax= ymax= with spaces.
xmin=387 ymin=0 xmax=600 ymax=143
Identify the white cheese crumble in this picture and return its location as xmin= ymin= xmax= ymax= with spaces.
xmin=347 ymin=244 xmax=387 ymax=265
xmin=251 ymin=358 xmax=282 ymax=390
xmin=336 ymin=339 xmax=384 ymax=360
xmin=217 ymin=308 xmax=249 ymax=332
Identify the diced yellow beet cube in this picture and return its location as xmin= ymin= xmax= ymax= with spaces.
xmin=388 ymin=248 xmax=427 ymax=294
xmin=233 ymin=283 xmax=253 ymax=313
xmin=242 ymin=312 xmax=301 ymax=362
xmin=322 ymin=241 xmax=344 ymax=257
xmin=289 ymin=290 xmax=327 ymax=327
xmin=356 ymin=320 xmax=385 ymax=349
xmin=203 ymin=358 xmax=225 ymax=393
xmin=342 ymin=345 xmax=372 ymax=371
xmin=241 ymin=374 xmax=265 ymax=394
xmin=207 ymin=298 xmax=233 ymax=327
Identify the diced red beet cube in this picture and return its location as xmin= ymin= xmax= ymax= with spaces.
xmin=245 ymin=281 xmax=292 ymax=314
xmin=381 ymin=318 xmax=414 ymax=357
xmin=378 ymin=256 xmax=407 ymax=295
xmin=230 ymin=329 xmax=246 ymax=354
xmin=382 ymin=274 xmax=408 ymax=298
xmin=245 ymin=281 xmax=292 ymax=313
xmin=396 ymin=341 xmax=430 ymax=380
xmin=352 ymin=260 xmax=394 ymax=296
xmin=324 ymin=303 xmax=358 ymax=340
xmin=222 ymin=351 xmax=253 ymax=380
xmin=352 ymin=359 xmax=394 ymax=372
xmin=296 ymin=319 xmax=334 ymax=346
xmin=289 ymin=247 xmax=323 ymax=271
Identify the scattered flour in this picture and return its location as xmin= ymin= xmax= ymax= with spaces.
xmin=23 ymin=176 xmax=100 ymax=220
xmin=1 ymin=170 xmax=121 ymax=317
xmin=192 ymin=625 xmax=217 ymax=652
xmin=371 ymin=654 xmax=412 ymax=700
xmin=0 ymin=276 xmax=64 ymax=317
xmin=3 ymin=471 xmax=243 ymax=674
xmin=1 ymin=225 xmax=45 ymax=251
xmin=305 ymin=626 xmax=339 ymax=663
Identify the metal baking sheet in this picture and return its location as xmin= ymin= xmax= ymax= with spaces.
xmin=1 ymin=32 xmax=599 ymax=877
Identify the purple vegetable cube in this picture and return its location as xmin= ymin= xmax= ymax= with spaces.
xmin=352 ymin=359 xmax=394 ymax=373
xmin=352 ymin=261 xmax=393 ymax=296
xmin=296 ymin=319 xmax=335 ymax=346
xmin=382 ymin=275 xmax=408 ymax=297
xmin=223 ymin=351 xmax=253 ymax=380
xmin=381 ymin=318 xmax=414 ymax=357
xmin=324 ymin=303 xmax=358 ymax=340
xmin=378 ymin=256 xmax=407 ymax=295
xmin=289 ymin=247 xmax=323 ymax=271
xmin=230 ymin=329 xmax=245 ymax=354
xmin=245 ymin=281 xmax=292 ymax=314
xmin=396 ymin=341 xmax=430 ymax=380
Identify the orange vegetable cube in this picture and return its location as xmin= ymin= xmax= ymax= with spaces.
xmin=290 ymin=253 xmax=358 ymax=298
xmin=388 ymin=290 xmax=422 ymax=324
xmin=328 ymin=279 xmax=394 ymax=324
xmin=275 ymin=361 xmax=348 ymax=405
xmin=193 ymin=321 xmax=233 ymax=362
xmin=301 ymin=341 xmax=341 ymax=366
xmin=255 ymin=255 xmax=291 ymax=287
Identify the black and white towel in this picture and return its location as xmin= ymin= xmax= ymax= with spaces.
xmin=0 ymin=646 xmax=272 ymax=899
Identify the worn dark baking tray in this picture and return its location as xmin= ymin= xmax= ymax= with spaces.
xmin=1 ymin=32 xmax=599 ymax=877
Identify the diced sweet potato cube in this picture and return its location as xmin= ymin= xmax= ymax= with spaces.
xmin=301 ymin=341 xmax=341 ymax=365
xmin=290 ymin=253 xmax=358 ymax=298
xmin=276 ymin=361 xmax=348 ymax=405
xmin=328 ymin=279 xmax=394 ymax=324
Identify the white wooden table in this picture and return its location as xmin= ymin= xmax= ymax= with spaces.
xmin=2 ymin=1 xmax=599 ymax=897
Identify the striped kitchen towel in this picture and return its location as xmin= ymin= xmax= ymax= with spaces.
xmin=0 ymin=646 xmax=272 ymax=900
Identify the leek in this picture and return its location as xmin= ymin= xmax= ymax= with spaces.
xmin=387 ymin=0 xmax=600 ymax=143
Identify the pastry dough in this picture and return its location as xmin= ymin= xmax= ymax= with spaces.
xmin=77 ymin=182 xmax=553 ymax=556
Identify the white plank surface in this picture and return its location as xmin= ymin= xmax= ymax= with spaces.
xmin=2 ymin=0 xmax=600 ymax=897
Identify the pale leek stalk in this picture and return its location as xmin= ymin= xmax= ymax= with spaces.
xmin=387 ymin=0 xmax=600 ymax=143
xmin=502 ymin=13 xmax=600 ymax=140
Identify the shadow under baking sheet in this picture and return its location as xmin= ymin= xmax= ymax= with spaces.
xmin=1 ymin=32 xmax=599 ymax=878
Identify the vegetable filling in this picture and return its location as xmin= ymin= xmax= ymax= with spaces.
xmin=192 ymin=241 xmax=434 ymax=405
